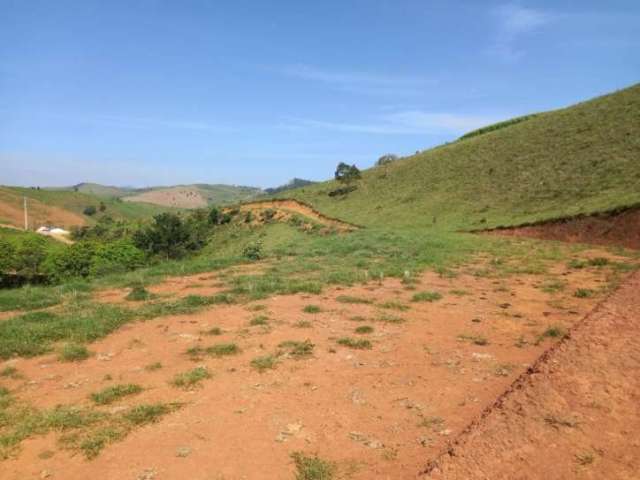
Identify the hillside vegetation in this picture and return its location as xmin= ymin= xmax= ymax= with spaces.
xmin=280 ymin=84 xmax=640 ymax=230
xmin=121 ymin=184 xmax=261 ymax=208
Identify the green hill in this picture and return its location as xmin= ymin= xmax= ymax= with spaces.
xmin=280 ymin=84 xmax=640 ymax=230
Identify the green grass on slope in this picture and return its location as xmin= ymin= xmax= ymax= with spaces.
xmin=281 ymin=84 xmax=640 ymax=230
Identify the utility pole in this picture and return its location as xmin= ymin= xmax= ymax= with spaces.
xmin=23 ymin=196 xmax=28 ymax=230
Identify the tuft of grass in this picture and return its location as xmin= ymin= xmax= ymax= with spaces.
xmin=90 ymin=384 xmax=143 ymax=405
xmin=354 ymin=325 xmax=374 ymax=334
xmin=411 ymin=291 xmax=442 ymax=302
xmin=250 ymin=354 xmax=278 ymax=372
xmin=249 ymin=315 xmax=269 ymax=326
xmin=588 ymin=257 xmax=609 ymax=267
xmin=170 ymin=367 xmax=211 ymax=389
xmin=204 ymin=326 xmax=223 ymax=335
xmin=375 ymin=313 xmax=405 ymax=324
xmin=303 ymin=305 xmax=322 ymax=313
xmin=457 ymin=334 xmax=489 ymax=346
xmin=278 ymin=340 xmax=315 ymax=358
xmin=536 ymin=325 xmax=568 ymax=344
xmin=336 ymin=337 xmax=372 ymax=350
xmin=294 ymin=320 xmax=313 ymax=328
xmin=0 ymin=366 xmax=21 ymax=379
xmin=125 ymin=285 xmax=152 ymax=302
xmin=144 ymin=362 xmax=162 ymax=371
xmin=378 ymin=301 xmax=409 ymax=311
xmin=335 ymin=295 xmax=372 ymax=304
xmin=205 ymin=343 xmax=241 ymax=357
xmin=574 ymin=288 xmax=594 ymax=298
xmin=449 ymin=289 xmax=469 ymax=296
xmin=121 ymin=403 xmax=174 ymax=426
xmin=418 ymin=416 xmax=445 ymax=429
xmin=291 ymin=451 xmax=336 ymax=480
xmin=59 ymin=343 xmax=90 ymax=362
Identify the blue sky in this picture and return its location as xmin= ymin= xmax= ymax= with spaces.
xmin=1 ymin=0 xmax=638 ymax=188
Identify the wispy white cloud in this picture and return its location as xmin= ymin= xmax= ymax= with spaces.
xmin=489 ymin=4 xmax=554 ymax=61
xmin=278 ymin=64 xmax=434 ymax=96
xmin=280 ymin=110 xmax=503 ymax=136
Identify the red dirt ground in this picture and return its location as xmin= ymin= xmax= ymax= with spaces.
xmin=423 ymin=269 xmax=640 ymax=480
xmin=490 ymin=207 xmax=640 ymax=250
xmin=0 ymin=252 xmax=627 ymax=480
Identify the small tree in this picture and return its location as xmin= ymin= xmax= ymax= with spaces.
xmin=208 ymin=207 xmax=220 ymax=225
xmin=99 ymin=202 xmax=107 ymax=212
xmin=14 ymin=236 xmax=48 ymax=278
xmin=334 ymin=163 xmax=361 ymax=185
xmin=376 ymin=154 xmax=398 ymax=166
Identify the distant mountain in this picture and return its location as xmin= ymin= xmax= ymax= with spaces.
xmin=264 ymin=178 xmax=317 ymax=195
xmin=71 ymin=183 xmax=137 ymax=198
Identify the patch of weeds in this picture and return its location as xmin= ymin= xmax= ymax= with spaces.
xmin=375 ymin=313 xmax=405 ymax=324
xmin=170 ymin=367 xmax=211 ymax=389
xmin=294 ymin=320 xmax=313 ymax=328
xmin=544 ymin=414 xmax=579 ymax=429
xmin=457 ymin=334 xmax=489 ymax=346
xmin=246 ymin=304 xmax=267 ymax=312
xmin=588 ymin=257 xmax=609 ymax=267
xmin=574 ymin=288 xmax=594 ymax=298
xmin=349 ymin=315 xmax=366 ymax=322
xmin=540 ymin=279 xmax=566 ymax=294
xmin=568 ymin=259 xmax=587 ymax=269
xmin=354 ymin=325 xmax=374 ymax=334
xmin=303 ymin=305 xmax=322 ymax=314
xmin=250 ymin=354 xmax=278 ymax=372
xmin=204 ymin=326 xmax=223 ymax=335
xmin=336 ymin=337 xmax=372 ymax=350
xmin=144 ymin=362 xmax=162 ymax=371
xmin=418 ymin=416 xmax=444 ymax=429
xmin=494 ymin=363 xmax=515 ymax=377
xmin=290 ymin=451 xmax=336 ymax=480
xmin=0 ymin=366 xmax=22 ymax=379
xmin=378 ymin=301 xmax=409 ymax=311
xmin=411 ymin=291 xmax=442 ymax=302
xmin=59 ymin=343 xmax=90 ymax=362
xmin=90 ymin=384 xmax=143 ymax=405
xmin=122 ymin=403 xmax=174 ymax=426
xmin=575 ymin=451 xmax=595 ymax=466
xmin=449 ymin=289 xmax=469 ymax=296
xmin=249 ymin=315 xmax=269 ymax=326
xmin=205 ymin=343 xmax=241 ymax=357
xmin=125 ymin=285 xmax=152 ymax=302
xmin=335 ymin=295 xmax=372 ymax=304
xmin=514 ymin=335 xmax=528 ymax=348
xmin=536 ymin=325 xmax=567 ymax=344
xmin=278 ymin=340 xmax=315 ymax=358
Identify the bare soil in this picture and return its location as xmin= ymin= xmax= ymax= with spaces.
xmin=489 ymin=207 xmax=640 ymax=250
xmin=123 ymin=187 xmax=208 ymax=209
xmin=0 ymin=192 xmax=86 ymax=230
xmin=0 ymin=253 xmax=623 ymax=479
xmin=423 ymin=269 xmax=640 ymax=480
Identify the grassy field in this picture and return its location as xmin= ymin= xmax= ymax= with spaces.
xmin=279 ymin=84 xmax=640 ymax=230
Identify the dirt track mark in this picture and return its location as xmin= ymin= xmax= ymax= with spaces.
xmin=233 ymin=199 xmax=361 ymax=231
xmin=422 ymin=269 xmax=640 ymax=480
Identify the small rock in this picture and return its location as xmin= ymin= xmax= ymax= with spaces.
xmin=438 ymin=429 xmax=453 ymax=436
xmin=40 ymin=470 xmax=52 ymax=479
xmin=137 ymin=469 xmax=156 ymax=480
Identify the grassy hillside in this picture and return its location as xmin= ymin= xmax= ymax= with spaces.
xmin=281 ymin=84 xmax=640 ymax=230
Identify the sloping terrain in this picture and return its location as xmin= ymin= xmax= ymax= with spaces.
xmin=281 ymin=84 xmax=640 ymax=231
xmin=424 ymin=269 xmax=640 ymax=480
xmin=0 ymin=188 xmax=86 ymax=229
xmin=122 ymin=184 xmax=261 ymax=208
xmin=489 ymin=206 xmax=640 ymax=250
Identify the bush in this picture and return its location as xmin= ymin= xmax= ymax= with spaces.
xmin=243 ymin=241 xmax=263 ymax=261
xmin=0 ymin=239 xmax=15 ymax=274
xmin=89 ymin=240 xmax=145 ymax=276
xmin=83 ymin=206 xmax=97 ymax=216
xmin=208 ymin=207 xmax=220 ymax=225
xmin=376 ymin=154 xmax=398 ymax=166
xmin=133 ymin=213 xmax=205 ymax=260
xmin=45 ymin=241 xmax=97 ymax=280
xmin=14 ymin=236 xmax=48 ymax=278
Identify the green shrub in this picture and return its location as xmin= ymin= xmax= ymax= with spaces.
xmin=89 ymin=240 xmax=145 ymax=276
xmin=303 ymin=305 xmax=321 ymax=313
xmin=59 ymin=343 xmax=90 ymax=362
xmin=290 ymin=451 xmax=335 ymax=480
xmin=170 ymin=367 xmax=211 ymax=389
xmin=574 ymin=288 xmax=594 ymax=298
xmin=125 ymin=285 xmax=151 ymax=301
xmin=411 ymin=291 xmax=442 ymax=302
xmin=243 ymin=241 xmax=263 ymax=261
xmin=90 ymin=384 xmax=143 ymax=405
xmin=0 ymin=239 xmax=15 ymax=274
xmin=336 ymin=337 xmax=372 ymax=349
